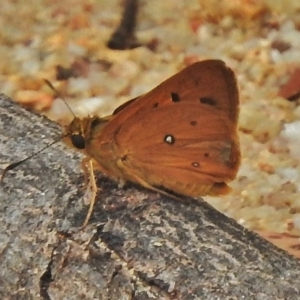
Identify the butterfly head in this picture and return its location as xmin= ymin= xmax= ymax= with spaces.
xmin=65 ymin=117 xmax=89 ymax=150
xmin=65 ymin=116 xmax=111 ymax=151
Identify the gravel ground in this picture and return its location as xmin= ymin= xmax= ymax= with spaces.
xmin=1 ymin=0 xmax=300 ymax=258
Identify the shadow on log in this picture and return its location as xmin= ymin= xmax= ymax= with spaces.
xmin=0 ymin=94 xmax=300 ymax=299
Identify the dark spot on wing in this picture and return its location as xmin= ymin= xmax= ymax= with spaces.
xmin=171 ymin=92 xmax=180 ymax=102
xmin=200 ymin=97 xmax=217 ymax=106
xmin=164 ymin=135 xmax=175 ymax=144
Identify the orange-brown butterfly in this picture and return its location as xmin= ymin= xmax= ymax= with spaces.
xmin=67 ymin=59 xmax=240 ymax=205
xmin=1 ymin=59 xmax=240 ymax=226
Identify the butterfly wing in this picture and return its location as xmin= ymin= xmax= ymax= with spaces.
xmin=93 ymin=60 xmax=240 ymax=196
xmin=114 ymin=102 xmax=239 ymax=196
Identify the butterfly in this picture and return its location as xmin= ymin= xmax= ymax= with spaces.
xmin=66 ymin=60 xmax=240 ymax=209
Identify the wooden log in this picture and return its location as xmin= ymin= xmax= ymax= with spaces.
xmin=1 ymin=94 xmax=300 ymax=299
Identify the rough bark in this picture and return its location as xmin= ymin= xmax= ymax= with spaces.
xmin=0 ymin=94 xmax=300 ymax=299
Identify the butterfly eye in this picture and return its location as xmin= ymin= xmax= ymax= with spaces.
xmin=71 ymin=134 xmax=86 ymax=149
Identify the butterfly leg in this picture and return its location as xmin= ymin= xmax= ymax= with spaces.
xmin=81 ymin=158 xmax=98 ymax=227
xmin=81 ymin=157 xmax=91 ymax=189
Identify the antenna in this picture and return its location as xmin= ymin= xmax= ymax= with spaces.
xmin=44 ymin=79 xmax=76 ymax=119
xmin=1 ymin=135 xmax=67 ymax=182
xmin=1 ymin=79 xmax=73 ymax=182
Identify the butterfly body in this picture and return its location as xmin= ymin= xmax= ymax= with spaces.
xmin=67 ymin=60 xmax=240 ymax=198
